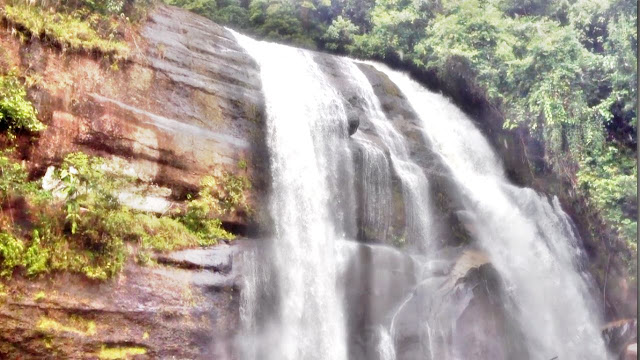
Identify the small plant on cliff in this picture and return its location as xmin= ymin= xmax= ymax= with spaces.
xmin=57 ymin=153 xmax=117 ymax=234
xmin=391 ymin=233 xmax=407 ymax=248
xmin=180 ymin=172 xmax=249 ymax=245
xmin=0 ymin=149 xmax=30 ymax=196
xmin=24 ymin=230 xmax=49 ymax=276
xmin=0 ymin=72 xmax=44 ymax=139
xmin=0 ymin=232 xmax=24 ymax=278
xmin=2 ymin=3 xmax=130 ymax=59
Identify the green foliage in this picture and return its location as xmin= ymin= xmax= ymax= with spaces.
xmin=351 ymin=0 xmax=431 ymax=60
xmin=78 ymin=0 xmax=127 ymax=15
xmin=215 ymin=0 xmax=250 ymax=27
xmin=2 ymin=2 xmax=131 ymax=59
xmin=56 ymin=153 xmax=117 ymax=234
xmin=414 ymin=0 xmax=601 ymax=161
xmin=496 ymin=0 xmax=570 ymax=19
xmin=0 ymin=149 xmax=30 ymax=197
xmin=0 ymin=151 xmax=246 ymax=280
xmin=24 ymin=230 xmax=49 ymax=276
xmin=166 ymin=0 xmax=218 ymax=19
xmin=248 ymin=0 xmax=317 ymax=47
xmin=134 ymin=212 xmax=205 ymax=250
xmin=323 ymin=15 xmax=358 ymax=51
xmin=0 ymin=72 xmax=44 ymax=139
xmin=577 ymin=146 xmax=637 ymax=245
xmin=0 ymin=232 xmax=24 ymax=277
xmin=601 ymin=11 xmax=637 ymax=131
xmin=180 ymin=171 xmax=250 ymax=244
xmin=409 ymin=0 xmax=636 ymax=247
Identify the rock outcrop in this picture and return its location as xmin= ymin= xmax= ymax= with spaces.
xmin=1 ymin=5 xmax=269 ymax=229
xmin=602 ymin=318 xmax=638 ymax=359
xmin=0 ymin=241 xmax=253 ymax=359
xmin=1 ymin=5 xmax=270 ymax=357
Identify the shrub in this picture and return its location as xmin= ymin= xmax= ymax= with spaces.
xmin=0 ymin=151 xmax=246 ymax=280
xmin=0 ymin=72 xmax=44 ymax=139
xmin=0 ymin=149 xmax=30 ymax=197
xmin=24 ymin=230 xmax=49 ymax=276
xmin=0 ymin=232 xmax=24 ymax=277
xmin=577 ymin=146 xmax=637 ymax=245
xmin=180 ymin=171 xmax=250 ymax=244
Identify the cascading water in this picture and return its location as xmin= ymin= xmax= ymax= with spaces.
xmin=351 ymin=136 xmax=393 ymax=243
xmin=232 ymin=32 xmax=352 ymax=360
xmin=343 ymin=60 xmax=433 ymax=251
xmin=230 ymin=29 xmax=610 ymax=360
xmin=376 ymin=62 xmax=609 ymax=359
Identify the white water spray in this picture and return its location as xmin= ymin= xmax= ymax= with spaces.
xmin=375 ymin=62 xmax=608 ymax=359
xmin=232 ymin=31 xmax=350 ymax=360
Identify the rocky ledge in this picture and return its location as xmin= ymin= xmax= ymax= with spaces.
xmin=0 ymin=240 xmax=256 ymax=359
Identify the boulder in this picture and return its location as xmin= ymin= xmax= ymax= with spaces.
xmin=602 ymin=318 xmax=637 ymax=359
xmin=391 ymin=249 xmax=527 ymax=360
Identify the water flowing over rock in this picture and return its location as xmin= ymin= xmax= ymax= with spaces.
xmin=230 ymin=27 xmax=611 ymax=360
xmin=378 ymin=64 xmax=609 ymax=359
xmin=0 ymin=5 xmax=628 ymax=359
xmin=232 ymin=32 xmax=352 ymax=360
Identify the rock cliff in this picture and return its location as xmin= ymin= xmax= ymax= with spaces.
xmin=2 ymin=5 xmax=269 ymax=230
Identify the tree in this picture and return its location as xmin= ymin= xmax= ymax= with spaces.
xmin=323 ymin=15 xmax=358 ymax=51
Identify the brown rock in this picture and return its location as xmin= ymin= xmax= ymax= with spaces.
xmin=0 ymin=241 xmax=254 ymax=359
xmin=1 ymin=5 xmax=269 ymax=229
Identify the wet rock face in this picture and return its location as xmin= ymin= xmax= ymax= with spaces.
xmin=2 ymin=5 xmax=269 ymax=228
xmin=0 ymin=9 xmax=273 ymax=355
xmin=602 ymin=319 xmax=638 ymax=359
xmin=338 ymin=246 xmax=528 ymax=360
xmin=391 ymin=250 xmax=528 ymax=360
xmin=340 ymin=242 xmax=418 ymax=360
xmin=0 ymin=241 xmax=254 ymax=359
xmin=350 ymin=63 xmax=474 ymax=248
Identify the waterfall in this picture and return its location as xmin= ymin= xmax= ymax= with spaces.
xmin=351 ymin=136 xmax=393 ymax=243
xmin=343 ymin=60 xmax=433 ymax=251
xmin=375 ymin=62 xmax=609 ymax=359
xmin=230 ymin=30 xmax=609 ymax=360
xmin=232 ymin=32 xmax=351 ymax=360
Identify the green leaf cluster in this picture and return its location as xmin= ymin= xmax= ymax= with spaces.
xmin=578 ymin=146 xmax=637 ymax=246
xmin=0 ymin=151 xmax=247 ymax=280
xmin=0 ymin=72 xmax=44 ymax=140
xmin=181 ymin=171 xmax=251 ymax=244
